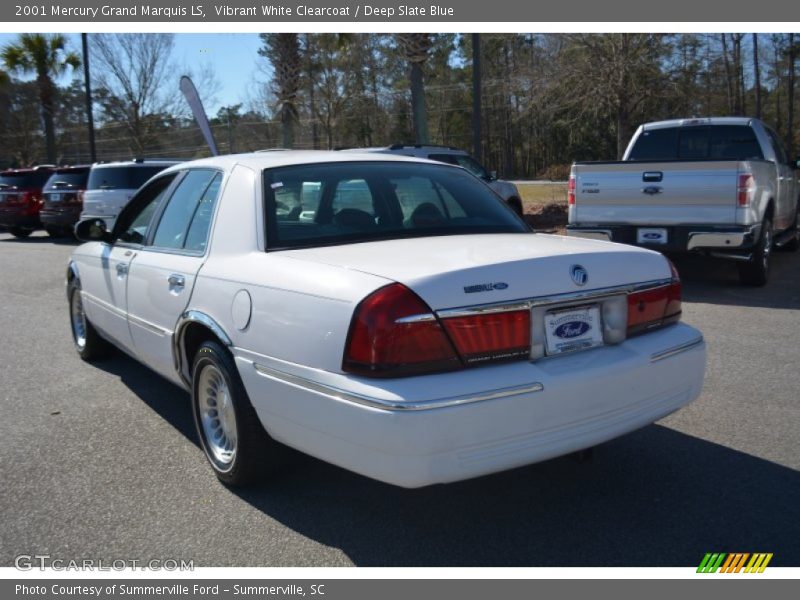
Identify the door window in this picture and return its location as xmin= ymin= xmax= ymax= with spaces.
xmin=115 ymin=175 xmax=177 ymax=245
xmin=151 ymin=170 xmax=222 ymax=252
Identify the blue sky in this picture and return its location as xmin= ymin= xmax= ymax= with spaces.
xmin=0 ymin=33 xmax=266 ymax=114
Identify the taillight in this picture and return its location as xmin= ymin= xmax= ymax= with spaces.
xmin=343 ymin=283 xmax=460 ymax=377
xmin=442 ymin=310 xmax=530 ymax=365
xmin=737 ymin=173 xmax=754 ymax=206
xmin=627 ymin=260 xmax=682 ymax=336
xmin=568 ymin=175 xmax=576 ymax=205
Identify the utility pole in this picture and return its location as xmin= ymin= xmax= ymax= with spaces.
xmin=81 ymin=33 xmax=96 ymax=162
xmin=472 ymin=33 xmax=482 ymax=163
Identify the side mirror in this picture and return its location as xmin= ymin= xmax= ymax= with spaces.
xmin=74 ymin=219 xmax=112 ymax=243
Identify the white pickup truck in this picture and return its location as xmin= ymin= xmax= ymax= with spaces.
xmin=567 ymin=118 xmax=800 ymax=285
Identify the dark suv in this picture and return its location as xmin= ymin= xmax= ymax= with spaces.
xmin=0 ymin=166 xmax=55 ymax=238
xmin=40 ymin=165 xmax=91 ymax=237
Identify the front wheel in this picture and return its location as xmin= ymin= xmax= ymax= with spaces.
xmin=191 ymin=341 xmax=287 ymax=486
xmin=738 ymin=217 xmax=772 ymax=286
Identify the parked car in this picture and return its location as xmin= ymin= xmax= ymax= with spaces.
xmin=567 ymin=117 xmax=800 ymax=285
xmin=40 ymin=165 xmax=92 ymax=237
xmin=0 ymin=166 xmax=55 ymax=238
xmin=344 ymin=144 xmax=525 ymax=216
xmin=80 ymin=158 xmax=180 ymax=231
xmin=68 ymin=151 xmax=705 ymax=488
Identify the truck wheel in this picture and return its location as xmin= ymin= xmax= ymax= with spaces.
xmin=9 ymin=227 xmax=33 ymax=238
xmin=191 ymin=340 xmax=288 ymax=486
xmin=738 ymin=217 xmax=772 ymax=286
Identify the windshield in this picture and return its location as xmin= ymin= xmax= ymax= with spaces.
xmin=264 ymin=161 xmax=527 ymax=250
xmin=87 ymin=166 xmax=170 ymax=191
xmin=0 ymin=171 xmax=53 ymax=189
xmin=628 ymin=125 xmax=764 ymax=161
xmin=44 ymin=169 xmax=90 ymax=190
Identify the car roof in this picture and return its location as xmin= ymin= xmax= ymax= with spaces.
xmin=156 ymin=150 xmax=449 ymax=176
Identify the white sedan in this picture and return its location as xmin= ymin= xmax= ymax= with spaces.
xmin=67 ymin=152 xmax=706 ymax=488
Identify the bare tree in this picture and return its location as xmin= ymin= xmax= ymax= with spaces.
xmin=90 ymin=33 xmax=178 ymax=155
xmin=753 ymin=34 xmax=762 ymax=118
xmin=788 ymin=33 xmax=796 ymax=157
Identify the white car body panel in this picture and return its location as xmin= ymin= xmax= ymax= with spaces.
xmin=68 ymin=151 xmax=706 ymax=487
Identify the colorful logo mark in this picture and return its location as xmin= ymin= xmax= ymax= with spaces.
xmin=697 ymin=553 xmax=773 ymax=573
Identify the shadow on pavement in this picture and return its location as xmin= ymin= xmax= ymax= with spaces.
xmin=94 ymin=351 xmax=800 ymax=567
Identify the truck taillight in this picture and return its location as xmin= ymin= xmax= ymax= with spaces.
xmin=737 ymin=173 xmax=755 ymax=206
xmin=343 ymin=283 xmax=461 ymax=377
xmin=568 ymin=175 xmax=576 ymax=205
xmin=627 ymin=260 xmax=682 ymax=336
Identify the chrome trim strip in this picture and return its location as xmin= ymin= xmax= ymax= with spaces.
xmin=650 ymin=337 xmax=704 ymax=362
xmin=394 ymin=312 xmax=436 ymax=324
xmin=82 ymin=291 xmax=128 ymax=319
xmin=128 ymin=312 xmax=172 ymax=336
xmin=252 ymin=363 xmax=544 ymax=411
xmin=437 ymin=278 xmax=673 ymax=319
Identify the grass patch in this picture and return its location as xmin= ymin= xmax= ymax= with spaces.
xmin=517 ymin=183 xmax=567 ymax=212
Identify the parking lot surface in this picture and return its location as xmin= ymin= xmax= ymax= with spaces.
xmin=0 ymin=230 xmax=798 ymax=567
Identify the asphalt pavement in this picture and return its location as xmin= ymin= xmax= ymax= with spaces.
xmin=0 ymin=230 xmax=798 ymax=567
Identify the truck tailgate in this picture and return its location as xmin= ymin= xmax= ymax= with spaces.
xmin=573 ymin=161 xmax=739 ymax=225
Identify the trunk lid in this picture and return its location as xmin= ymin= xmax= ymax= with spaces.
xmin=282 ymin=233 xmax=670 ymax=309
xmin=573 ymin=160 xmax=741 ymax=225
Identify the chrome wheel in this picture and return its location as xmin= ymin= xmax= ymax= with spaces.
xmin=198 ymin=364 xmax=238 ymax=467
xmin=762 ymin=226 xmax=772 ymax=271
xmin=70 ymin=289 xmax=87 ymax=350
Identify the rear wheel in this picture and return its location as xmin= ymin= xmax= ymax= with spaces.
xmin=738 ymin=217 xmax=772 ymax=286
xmin=9 ymin=227 xmax=33 ymax=238
xmin=68 ymin=284 xmax=112 ymax=361
xmin=191 ymin=341 xmax=287 ymax=486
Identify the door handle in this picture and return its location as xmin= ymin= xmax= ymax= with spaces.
xmin=115 ymin=263 xmax=128 ymax=276
xmin=168 ymin=274 xmax=186 ymax=288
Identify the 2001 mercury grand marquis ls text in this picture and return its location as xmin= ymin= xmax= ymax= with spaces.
xmin=67 ymin=151 xmax=706 ymax=487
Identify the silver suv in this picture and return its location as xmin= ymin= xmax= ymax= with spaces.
xmin=346 ymin=145 xmax=523 ymax=216
xmin=80 ymin=159 xmax=180 ymax=230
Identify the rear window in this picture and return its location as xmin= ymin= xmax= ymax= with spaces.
xmin=44 ymin=169 xmax=90 ymax=190
xmin=428 ymin=153 xmax=489 ymax=179
xmin=0 ymin=170 xmax=53 ymax=189
xmin=264 ymin=161 xmax=526 ymax=250
xmin=628 ymin=125 xmax=763 ymax=161
xmin=87 ymin=165 xmax=170 ymax=191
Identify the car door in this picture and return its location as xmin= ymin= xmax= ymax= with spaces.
xmin=78 ymin=175 xmax=178 ymax=352
xmin=126 ymin=169 xmax=224 ymax=382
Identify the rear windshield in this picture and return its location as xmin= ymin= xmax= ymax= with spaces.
xmin=628 ymin=125 xmax=764 ymax=161
xmin=87 ymin=165 xmax=169 ymax=191
xmin=44 ymin=169 xmax=90 ymax=190
xmin=0 ymin=170 xmax=53 ymax=189
xmin=428 ymin=153 xmax=490 ymax=179
xmin=263 ymin=161 xmax=527 ymax=250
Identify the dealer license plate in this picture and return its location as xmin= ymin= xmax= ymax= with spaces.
xmin=544 ymin=305 xmax=604 ymax=355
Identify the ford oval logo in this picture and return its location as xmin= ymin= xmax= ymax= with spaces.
xmin=643 ymin=232 xmax=662 ymax=240
xmin=555 ymin=321 xmax=591 ymax=338
xmin=570 ymin=264 xmax=588 ymax=286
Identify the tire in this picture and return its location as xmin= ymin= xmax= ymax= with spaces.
xmin=9 ymin=227 xmax=33 ymax=238
xmin=68 ymin=284 xmax=112 ymax=361
xmin=191 ymin=340 xmax=287 ymax=486
xmin=738 ymin=217 xmax=773 ymax=286
xmin=45 ymin=226 xmax=62 ymax=238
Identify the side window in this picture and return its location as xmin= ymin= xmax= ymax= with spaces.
xmin=115 ymin=175 xmax=176 ymax=245
xmin=151 ymin=170 xmax=220 ymax=251
xmin=184 ymin=173 xmax=223 ymax=252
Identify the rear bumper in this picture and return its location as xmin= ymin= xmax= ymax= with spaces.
xmin=40 ymin=207 xmax=81 ymax=228
xmin=235 ymin=322 xmax=705 ymax=488
xmin=567 ymin=223 xmax=760 ymax=254
xmin=0 ymin=211 xmax=40 ymax=229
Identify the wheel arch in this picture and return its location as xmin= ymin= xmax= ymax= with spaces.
xmin=173 ymin=311 xmax=234 ymax=387
xmin=66 ymin=261 xmax=81 ymax=298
